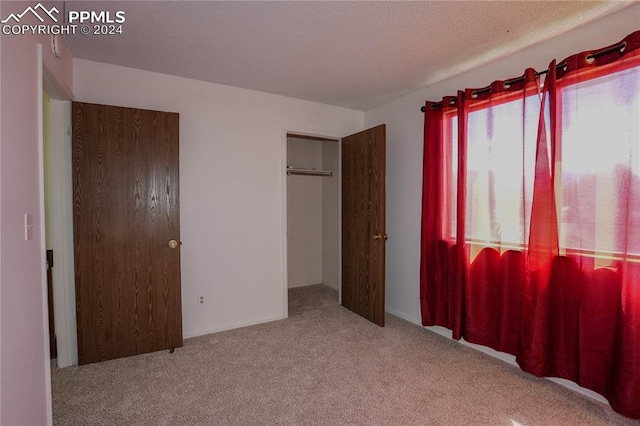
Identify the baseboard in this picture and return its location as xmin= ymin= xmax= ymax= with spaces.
xmin=288 ymin=281 xmax=324 ymax=289
xmin=385 ymin=306 xmax=608 ymax=405
xmin=545 ymin=377 xmax=608 ymax=404
xmin=183 ymin=315 xmax=284 ymax=339
xmin=385 ymin=307 xmax=422 ymax=325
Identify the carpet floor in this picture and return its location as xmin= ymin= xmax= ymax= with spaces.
xmin=52 ymin=284 xmax=639 ymax=425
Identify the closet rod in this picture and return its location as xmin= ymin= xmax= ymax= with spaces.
xmin=286 ymin=167 xmax=333 ymax=177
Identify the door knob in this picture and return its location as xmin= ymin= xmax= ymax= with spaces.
xmin=168 ymin=239 xmax=179 ymax=249
xmin=372 ymin=234 xmax=388 ymax=241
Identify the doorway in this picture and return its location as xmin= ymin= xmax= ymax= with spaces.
xmin=42 ymin=71 xmax=77 ymax=368
xmin=286 ymin=134 xmax=341 ymax=303
xmin=43 ymin=91 xmax=57 ymax=360
xmin=283 ymin=125 xmax=387 ymax=326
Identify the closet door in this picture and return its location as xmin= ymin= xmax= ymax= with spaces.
xmin=342 ymin=124 xmax=386 ymax=326
xmin=72 ymin=102 xmax=183 ymax=364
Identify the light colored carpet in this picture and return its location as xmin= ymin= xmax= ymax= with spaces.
xmin=52 ymin=284 xmax=639 ymax=425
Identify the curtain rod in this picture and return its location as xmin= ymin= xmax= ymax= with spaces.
xmin=420 ymin=41 xmax=627 ymax=113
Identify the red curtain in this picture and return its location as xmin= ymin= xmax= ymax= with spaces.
xmin=420 ymin=31 xmax=640 ymax=418
xmin=420 ymin=95 xmax=464 ymax=337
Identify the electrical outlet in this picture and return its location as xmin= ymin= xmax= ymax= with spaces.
xmin=198 ymin=295 xmax=205 ymax=306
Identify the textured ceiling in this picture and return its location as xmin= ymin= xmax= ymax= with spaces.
xmin=60 ymin=1 xmax=633 ymax=111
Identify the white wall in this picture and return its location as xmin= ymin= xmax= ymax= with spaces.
xmin=287 ymin=137 xmax=324 ymax=288
xmin=322 ymin=141 xmax=340 ymax=290
xmin=73 ymin=59 xmax=363 ymax=337
xmin=0 ymin=0 xmax=73 ymax=423
xmin=364 ymin=3 xmax=640 ymax=324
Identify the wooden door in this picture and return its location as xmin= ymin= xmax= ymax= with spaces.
xmin=46 ymin=250 xmax=57 ymax=359
xmin=72 ymin=102 xmax=182 ymax=365
xmin=342 ymin=124 xmax=386 ymax=326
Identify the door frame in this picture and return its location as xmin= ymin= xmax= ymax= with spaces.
xmin=281 ymin=127 xmax=343 ymax=318
xmin=42 ymin=61 xmax=77 ymax=368
xmin=45 ymin=98 xmax=76 ymax=367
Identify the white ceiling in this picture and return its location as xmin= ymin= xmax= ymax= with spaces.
xmin=60 ymin=1 xmax=634 ymax=111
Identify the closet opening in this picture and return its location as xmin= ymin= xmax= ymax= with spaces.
xmin=286 ymin=133 xmax=341 ymax=309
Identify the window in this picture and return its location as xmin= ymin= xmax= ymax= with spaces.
xmin=444 ymin=64 xmax=640 ymax=258
xmin=559 ymin=66 xmax=640 ymax=256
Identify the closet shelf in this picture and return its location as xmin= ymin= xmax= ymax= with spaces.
xmin=286 ymin=167 xmax=333 ymax=177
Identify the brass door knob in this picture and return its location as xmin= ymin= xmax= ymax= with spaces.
xmin=372 ymin=234 xmax=388 ymax=241
xmin=168 ymin=240 xmax=179 ymax=249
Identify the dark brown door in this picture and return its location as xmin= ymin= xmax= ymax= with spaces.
xmin=72 ymin=102 xmax=183 ymax=365
xmin=46 ymin=250 xmax=57 ymax=359
xmin=342 ymin=124 xmax=386 ymax=326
